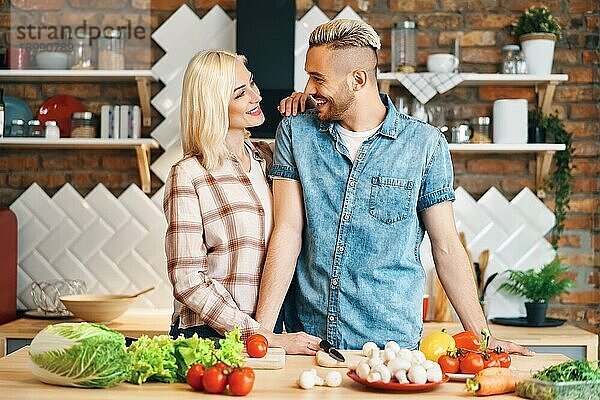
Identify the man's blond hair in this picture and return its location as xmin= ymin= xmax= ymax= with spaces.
xmin=309 ymin=19 xmax=381 ymax=50
xmin=180 ymin=50 xmax=247 ymax=171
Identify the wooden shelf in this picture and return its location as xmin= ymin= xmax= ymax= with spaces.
xmin=0 ymin=138 xmax=159 ymax=193
xmin=448 ymin=143 xmax=565 ymax=197
xmin=378 ymin=73 xmax=568 ymax=114
xmin=0 ymin=70 xmax=157 ymax=127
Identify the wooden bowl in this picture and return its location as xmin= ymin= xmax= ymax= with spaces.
xmin=59 ymin=294 xmax=136 ymax=323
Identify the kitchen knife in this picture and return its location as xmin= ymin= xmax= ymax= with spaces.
xmin=319 ymin=339 xmax=345 ymax=363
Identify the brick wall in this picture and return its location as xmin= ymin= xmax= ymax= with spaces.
xmin=0 ymin=0 xmax=598 ymax=333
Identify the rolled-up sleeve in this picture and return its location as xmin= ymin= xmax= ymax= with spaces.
xmin=269 ymin=117 xmax=300 ymax=181
xmin=163 ymin=164 xmax=260 ymax=339
xmin=417 ymin=134 xmax=455 ymax=212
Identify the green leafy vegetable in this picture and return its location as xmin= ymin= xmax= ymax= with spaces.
xmin=533 ymin=360 xmax=600 ymax=382
xmin=127 ymin=328 xmax=246 ymax=384
xmin=29 ymin=322 xmax=130 ymax=388
xmin=127 ymin=335 xmax=180 ymax=384
xmin=215 ymin=327 xmax=245 ymax=368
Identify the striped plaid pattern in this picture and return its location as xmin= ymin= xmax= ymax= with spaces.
xmin=164 ymin=140 xmax=271 ymax=339
xmin=398 ymin=72 xmax=465 ymax=104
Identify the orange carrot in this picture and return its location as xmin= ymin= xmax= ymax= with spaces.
xmin=465 ymin=370 xmax=518 ymax=396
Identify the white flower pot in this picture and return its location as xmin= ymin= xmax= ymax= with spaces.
xmin=520 ymin=33 xmax=556 ymax=75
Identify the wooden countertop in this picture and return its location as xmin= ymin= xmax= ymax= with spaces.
xmin=0 ymin=346 xmax=569 ymax=399
xmin=0 ymin=314 xmax=597 ymax=360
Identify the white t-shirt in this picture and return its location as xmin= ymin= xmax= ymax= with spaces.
xmin=336 ymin=122 xmax=384 ymax=161
xmin=245 ymin=145 xmax=273 ymax=243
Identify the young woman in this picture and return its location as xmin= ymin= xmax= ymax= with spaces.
xmin=164 ymin=50 xmax=320 ymax=354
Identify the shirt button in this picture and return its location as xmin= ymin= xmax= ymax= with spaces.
xmin=343 ymin=214 xmax=350 ymax=221
xmin=338 ymin=245 xmax=345 ymax=252
xmin=332 ymin=278 xmax=338 ymax=286
xmin=329 ymin=315 xmax=335 ymax=321
xmin=349 ymin=180 xmax=355 ymax=187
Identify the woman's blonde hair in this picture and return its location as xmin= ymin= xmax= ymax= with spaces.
xmin=180 ymin=49 xmax=247 ymax=171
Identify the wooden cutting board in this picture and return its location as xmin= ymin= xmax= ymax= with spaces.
xmin=316 ymin=350 xmax=365 ymax=368
xmin=243 ymin=347 xmax=285 ymax=369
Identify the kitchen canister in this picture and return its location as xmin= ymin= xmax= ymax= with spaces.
xmin=492 ymin=99 xmax=528 ymax=144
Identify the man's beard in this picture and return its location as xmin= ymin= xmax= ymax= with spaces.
xmin=317 ymin=86 xmax=354 ymax=121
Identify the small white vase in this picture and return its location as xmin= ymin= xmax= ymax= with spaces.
xmin=520 ymin=33 xmax=556 ymax=75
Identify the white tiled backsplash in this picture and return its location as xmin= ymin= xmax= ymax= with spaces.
xmin=12 ymin=183 xmax=555 ymax=320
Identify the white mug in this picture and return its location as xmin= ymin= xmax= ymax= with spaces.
xmin=493 ymin=99 xmax=528 ymax=144
xmin=427 ymin=53 xmax=459 ymax=73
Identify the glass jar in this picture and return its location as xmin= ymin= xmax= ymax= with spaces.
xmin=71 ymin=34 xmax=94 ymax=70
xmin=515 ymin=51 xmax=528 ymax=74
xmin=98 ymin=29 xmax=124 ymax=70
xmin=392 ymin=21 xmax=416 ymax=73
xmin=44 ymin=120 xmax=60 ymax=139
xmin=10 ymin=119 xmax=26 ymax=136
xmin=27 ymin=119 xmax=44 ymax=137
xmin=501 ymin=44 xmax=520 ymax=74
xmin=470 ymin=116 xmax=492 ymax=143
xmin=451 ymin=122 xmax=471 ymax=143
xmin=71 ymin=112 xmax=97 ymax=138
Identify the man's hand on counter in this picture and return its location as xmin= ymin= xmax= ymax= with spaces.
xmin=257 ymin=328 xmax=322 ymax=355
xmin=489 ymin=336 xmax=535 ymax=356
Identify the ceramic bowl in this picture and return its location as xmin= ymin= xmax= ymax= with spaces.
xmin=36 ymin=52 xmax=69 ymax=70
xmin=59 ymin=294 xmax=136 ymax=323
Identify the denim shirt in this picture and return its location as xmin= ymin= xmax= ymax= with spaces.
xmin=270 ymin=94 xmax=455 ymax=350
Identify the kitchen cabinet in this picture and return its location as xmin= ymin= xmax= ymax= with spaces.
xmin=0 ymin=138 xmax=159 ymax=193
xmin=377 ymin=73 xmax=569 ymax=197
xmin=0 ymin=315 xmax=596 ymax=361
xmin=0 ymin=346 xmax=571 ymax=399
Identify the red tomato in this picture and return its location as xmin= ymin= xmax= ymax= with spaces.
xmin=247 ymin=339 xmax=268 ymax=358
xmin=228 ymin=367 xmax=255 ymax=396
xmin=483 ymin=352 xmax=501 ymax=369
xmin=438 ymin=355 xmax=460 ymax=374
xmin=214 ymin=361 xmax=228 ymax=371
xmin=247 ymin=334 xmax=268 ymax=346
xmin=496 ymin=351 xmax=511 ymax=368
xmin=460 ymin=352 xmax=485 ymax=374
xmin=186 ymin=363 xmax=205 ymax=391
xmin=453 ymin=331 xmax=481 ymax=351
xmin=203 ymin=365 xmax=228 ymax=394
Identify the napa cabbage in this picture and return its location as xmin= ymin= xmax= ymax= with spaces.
xmin=28 ymin=322 xmax=130 ymax=388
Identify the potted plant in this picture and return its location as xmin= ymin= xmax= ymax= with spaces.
xmin=512 ymin=6 xmax=562 ymax=74
xmin=499 ymin=258 xmax=574 ymax=325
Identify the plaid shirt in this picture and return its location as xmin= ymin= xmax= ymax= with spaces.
xmin=164 ymin=140 xmax=272 ymax=339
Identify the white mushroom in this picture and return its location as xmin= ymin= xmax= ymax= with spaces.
xmin=394 ymin=369 xmax=409 ymax=384
xmin=386 ymin=358 xmax=411 ymax=374
xmin=325 ymin=371 xmax=342 ymax=387
xmin=362 ymin=342 xmax=379 ymax=358
xmin=372 ymin=364 xmax=392 ymax=384
xmin=297 ymin=370 xmax=316 ymax=389
xmin=407 ymin=365 xmax=427 ymax=385
xmin=368 ymin=356 xmax=384 ymax=368
xmin=385 ymin=341 xmax=400 ymax=354
xmin=366 ymin=371 xmax=382 ymax=383
xmin=315 ymin=375 xmax=325 ymax=386
xmin=426 ymin=366 xmax=443 ymax=383
xmin=411 ymin=349 xmax=427 ymax=365
xmin=383 ymin=348 xmax=397 ymax=363
xmin=422 ymin=360 xmax=438 ymax=370
xmin=356 ymin=362 xmax=371 ymax=380
xmin=397 ymin=348 xmax=412 ymax=361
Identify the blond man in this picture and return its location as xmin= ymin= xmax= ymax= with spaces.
xmin=256 ymin=20 xmax=532 ymax=354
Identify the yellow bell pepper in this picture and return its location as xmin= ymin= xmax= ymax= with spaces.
xmin=420 ymin=329 xmax=455 ymax=361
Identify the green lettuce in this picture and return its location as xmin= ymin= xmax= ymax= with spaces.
xmin=29 ymin=322 xmax=130 ymax=388
xmin=215 ymin=327 xmax=245 ymax=368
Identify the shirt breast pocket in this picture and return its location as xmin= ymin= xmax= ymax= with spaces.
xmin=369 ymin=176 xmax=414 ymax=224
